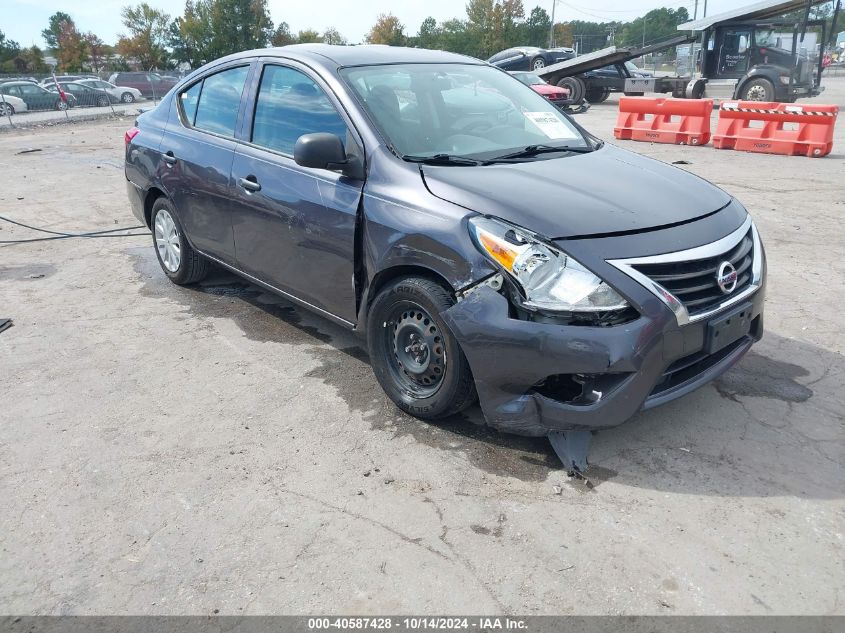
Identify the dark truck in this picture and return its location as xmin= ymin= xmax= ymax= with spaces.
xmin=532 ymin=0 xmax=840 ymax=105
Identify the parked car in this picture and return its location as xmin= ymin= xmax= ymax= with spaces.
xmin=488 ymin=46 xmax=575 ymax=71
xmin=125 ymin=45 xmax=766 ymax=470
xmin=39 ymin=74 xmax=97 ymax=87
xmin=77 ymin=78 xmax=143 ymax=103
xmin=582 ymin=61 xmax=654 ymax=102
xmin=509 ymin=71 xmax=570 ymax=104
xmin=0 ymin=93 xmax=28 ymax=116
xmin=0 ymin=81 xmax=76 ymax=111
xmin=47 ymin=81 xmax=120 ymax=107
xmin=108 ymin=72 xmax=178 ymax=98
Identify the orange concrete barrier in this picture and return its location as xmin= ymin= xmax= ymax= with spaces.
xmin=713 ymin=101 xmax=838 ymax=157
xmin=613 ymin=97 xmax=713 ymax=146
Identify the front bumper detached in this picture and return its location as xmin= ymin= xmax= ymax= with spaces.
xmin=442 ymin=284 xmax=764 ymax=438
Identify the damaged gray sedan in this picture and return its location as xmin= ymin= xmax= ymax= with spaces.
xmin=125 ymin=45 xmax=766 ymax=471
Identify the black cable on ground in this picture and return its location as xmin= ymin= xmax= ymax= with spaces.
xmin=0 ymin=213 xmax=149 ymax=245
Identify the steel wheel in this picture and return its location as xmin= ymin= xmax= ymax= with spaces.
xmin=745 ymin=85 xmax=767 ymax=100
xmin=154 ymin=208 xmax=181 ymax=273
xmin=532 ymin=57 xmax=546 ymax=70
xmin=386 ymin=303 xmax=447 ymax=398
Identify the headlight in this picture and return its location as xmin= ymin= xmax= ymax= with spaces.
xmin=779 ymin=75 xmax=791 ymax=84
xmin=469 ymin=216 xmax=629 ymax=312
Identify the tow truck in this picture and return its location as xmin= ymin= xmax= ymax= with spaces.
xmin=528 ymin=0 xmax=841 ymax=105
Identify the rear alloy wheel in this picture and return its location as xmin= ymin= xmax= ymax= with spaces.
xmin=531 ymin=56 xmax=546 ymax=71
xmin=368 ymin=277 xmax=476 ymax=419
xmin=740 ymin=78 xmax=774 ymax=102
xmin=56 ymin=100 xmax=68 ymax=111
xmin=121 ymin=92 xmax=135 ymax=103
xmin=0 ymin=103 xmax=13 ymax=116
xmin=151 ymin=197 xmax=209 ymax=285
xmin=96 ymin=95 xmax=110 ymax=108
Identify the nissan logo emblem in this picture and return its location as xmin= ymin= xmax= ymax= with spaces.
xmin=717 ymin=261 xmax=738 ymax=294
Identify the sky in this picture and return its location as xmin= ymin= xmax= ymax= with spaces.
xmin=3 ymin=0 xmax=773 ymax=48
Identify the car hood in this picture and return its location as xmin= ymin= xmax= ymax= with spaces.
xmin=531 ymin=83 xmax=566 ymax=96
xmin=421 ymin=144 xmax=731 ymax=239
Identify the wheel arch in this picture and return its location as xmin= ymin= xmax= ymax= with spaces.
xmin=735 ymin=68 xmax=782 ymax=100
xmin=143 ymin=186 xmax=168 ymax=228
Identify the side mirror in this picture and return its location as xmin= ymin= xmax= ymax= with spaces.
xmin=294 ymin=133 xmax=362 ymax=179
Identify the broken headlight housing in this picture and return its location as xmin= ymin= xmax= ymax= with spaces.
xmin=469 ymin=216 xmax=630 ymax=313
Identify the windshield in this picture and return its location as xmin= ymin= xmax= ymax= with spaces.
xmin=341 ymin=63 xmax=588 ymax=161
xmin=513 ymin=72 xmax=544 ymax=86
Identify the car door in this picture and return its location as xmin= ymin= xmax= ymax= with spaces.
xmin=718 ymin=28 xmax=752 ymax=77
xmin=229 ymin=61 xmax=365 ymax=324
xmin=157 ymin=63 xmax=252 ymax=265
xmin=17 ymin=84 xmax=49 ymax=110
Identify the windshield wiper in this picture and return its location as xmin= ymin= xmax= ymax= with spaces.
xmin=403 ymin=153 xmax=483 ymax=166
xmin=483 ymin=144 xmax=594 ymax=163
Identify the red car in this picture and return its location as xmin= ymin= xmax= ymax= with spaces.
xmin=510 ymin=71 xmax=570 ymax=103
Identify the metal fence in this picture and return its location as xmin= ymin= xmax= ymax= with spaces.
xmin=0 ymin=69 xmax=196 ymax=129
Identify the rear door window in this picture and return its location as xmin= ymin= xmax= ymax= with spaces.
xmin=193 ymin=66 xmax=249 ymax=137
xmin=179 ymin=81 xmax=203 ymax=125
xmin=250 ymin=64 xmax=348 ymax=155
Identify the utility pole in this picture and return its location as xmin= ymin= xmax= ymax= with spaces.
xmin=693 ymin=0 xmax=698 ymax=20
xmin=548 ymin=0 xmax=556 ymax=48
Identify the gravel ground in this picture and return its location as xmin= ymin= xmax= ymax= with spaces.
xmin=0 ymin=77 xmax=843 ymax=616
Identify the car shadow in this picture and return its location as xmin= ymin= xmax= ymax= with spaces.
xmin=131 ymin=248 xmax=843 ymax=499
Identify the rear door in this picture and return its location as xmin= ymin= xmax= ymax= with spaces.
xmin=158 ymin=63 xmax=253 ymax=265
xmin=229 ymin=60 xmax=365 ymax=324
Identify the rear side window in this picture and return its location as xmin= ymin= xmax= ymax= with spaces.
xmin=251 ymin=64 xmax=348 ymax=155
xmin=180 ymin=81 xmax=202 ymax=125
xmin=193 ymin=66 xmax=249 ymax=137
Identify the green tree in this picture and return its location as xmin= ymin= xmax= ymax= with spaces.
xmin=41 ymin=11 xmax=73 ymax=51
xmin=270 ymin=21 xmax=296 ymax=46
xmin=117 ymin=3 xmax=171 ymax=69
xmin=83 ymin=32 xmax=107 ymax=71
xmin=416 ymin=16 xmax=440 ymax=50
xmin=619 ymin=7 xmax=689 ymax=48
xmin=366 ymin=13 xmax=406 ymax=46
xmin=296 ymin=29 xmax=323 ymax=44
xmin=524 ymin=6 xmax=551 ymax=47
xmin=57 ymin=19 xmax=87 ymax=71
xmin=322 ymin=27 xmax=347 ymax=45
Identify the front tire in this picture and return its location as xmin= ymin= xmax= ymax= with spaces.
xmin=151 ymin=197 xmax=209 ymax=285
xmin=367 ymin=277 xmax=476 ymax=419
xmin=56 ymin=99 xmax=68 ymax=111
xmin=740 ymin=78 xmax=774 ymax=102
xmin=531 ymin=56 xmax=546 ymax=71
xmin=121 ymin=92 xmax=135 ymax=103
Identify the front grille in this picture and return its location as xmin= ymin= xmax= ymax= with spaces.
xmin=631 ymin=229 xmax=754 ymax=317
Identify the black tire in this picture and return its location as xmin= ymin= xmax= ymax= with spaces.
xmin=96 ymin=95 xmax=109 ymax=107
xmin=367 ymin=276 xmax=477 ymax=419
xmin=56 ymin=99 xmax=68 ymax=111
xmin=121 ymin=92 xmax=135 ymax=103
xmin=739 ymin=78 xmax=774 ymax=102
xmin=0 ymin=103 xmax=13 ymax=116
xmin=586 ymin=87 xmax=610 ymax=103
xmin=531 ymin=56 xmax=546 ymax=71
xmin=151 ymin=197 xmax=209 ymax=285
xmin=556 ymin=76 xmax=585 ymax=104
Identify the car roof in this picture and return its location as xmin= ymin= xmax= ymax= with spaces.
xmin=2 ymin=81 xmax=42 ymax=87
xmin=209 ymin=44 xmax=481 ymax=68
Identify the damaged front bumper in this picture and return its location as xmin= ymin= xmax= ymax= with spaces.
xmin=442 ymin=283 xmax=765 ymax=437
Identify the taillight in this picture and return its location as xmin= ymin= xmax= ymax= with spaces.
xmin=124 ymin=126 xmax=140 ymax=146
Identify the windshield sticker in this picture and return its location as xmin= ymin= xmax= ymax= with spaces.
xmin=524 ymin=111 xmax=578 ymax=140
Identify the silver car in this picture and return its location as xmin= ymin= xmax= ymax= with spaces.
xmin=77 ymin=79 xmax=143 ymax=103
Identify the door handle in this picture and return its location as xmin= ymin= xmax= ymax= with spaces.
xmin=238 ymin=176 xmax=261 ymax=193
xmin=162 ymin=151 xmax=177 ymax=165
